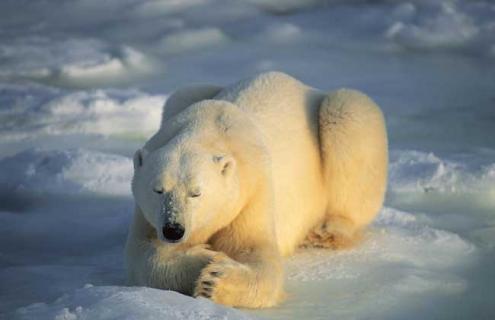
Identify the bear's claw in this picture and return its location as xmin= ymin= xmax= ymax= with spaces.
xmin=193 ymin=253 xmax=247 ymax=305
xmin=194 ymin=256 xmax=224 ymax=300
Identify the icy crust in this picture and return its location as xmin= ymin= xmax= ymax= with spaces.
xmin=12 ymin=285 xmax=254 ymax=320
xmin=0 ymin=148 xmax=133 ymax=196
xmin=389 ymin=150 xmax=495 ymax=194
xmin=0 ymin=84 xmax=165 ymax=140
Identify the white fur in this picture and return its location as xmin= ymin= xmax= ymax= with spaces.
xmin=125 ymin=71 xmax=388 ymax=308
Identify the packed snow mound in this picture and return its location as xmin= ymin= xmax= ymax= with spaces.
xmin=12 ymin=285 xmax=253 ymax=320
xmin=0 ymin=84 xmax=165 ymax=140
xmin=389 ymin=150 xmax=495 ymax=194
xmin=0 ymin=37 xmax=152 ymax=85
xmin=0 ymin=148 xmax=133 ymax=196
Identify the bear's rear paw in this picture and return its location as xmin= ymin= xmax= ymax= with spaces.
xmin=301 ymin=217 xmax=362 ymax=250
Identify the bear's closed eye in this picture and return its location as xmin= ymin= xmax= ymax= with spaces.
xmin=189 ymin=190 xmax=201 ymax=197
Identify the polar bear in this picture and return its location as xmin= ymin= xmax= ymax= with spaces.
xmin=125 ymin=71 xmax=388 ymax=308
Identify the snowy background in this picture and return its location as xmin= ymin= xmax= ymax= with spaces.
xmin=1 ymin=0 xmax=494 ymax=319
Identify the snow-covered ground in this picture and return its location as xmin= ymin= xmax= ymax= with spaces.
xmin=1 ymin=0 xmax=494 ymax=319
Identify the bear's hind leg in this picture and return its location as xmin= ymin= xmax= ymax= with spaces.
xmin=314 ymin=89 xmax=387 ymax=250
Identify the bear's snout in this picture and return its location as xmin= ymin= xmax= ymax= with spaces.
xmin=162 ymin=222 xmax=185 ymax=242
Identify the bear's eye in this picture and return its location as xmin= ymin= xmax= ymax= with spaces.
xmin=188 ymin=190 xmax=201 ymax=198
xmin=153 ymin=187 xmax=164 ymax=194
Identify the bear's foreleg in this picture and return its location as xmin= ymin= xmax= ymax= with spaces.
xmin=125 ymin=208 xmax=219 ymax=295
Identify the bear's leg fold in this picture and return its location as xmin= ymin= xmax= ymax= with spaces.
xmin=194 ymin=246 xmax=284 ymax=308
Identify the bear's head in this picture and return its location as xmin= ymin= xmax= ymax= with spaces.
xmin=131 ymin=100 xmax=259 ymax=244
xmin=132 ymin=143 xmax=242 ymax=243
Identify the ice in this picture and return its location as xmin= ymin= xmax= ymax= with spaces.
xmin=0 ymin=0 xmax=494 ymax=319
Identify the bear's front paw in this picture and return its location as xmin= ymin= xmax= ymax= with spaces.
xmin=194 ymin=254 xmax=251 ymax=306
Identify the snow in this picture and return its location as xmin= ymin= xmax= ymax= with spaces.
xmin=0 ymin=149 xmax=133 ymax=196
xmin=0 ymin=38 xmax=153 ymax=86
xmin=0 ymin=0 xmax=494 ymax=319
xmin=385 ymin=1 xmax=479 ymax=50
xmin=0 ymin=84 xmax=165 ymax=156
xmin=389 ymin=150 xmax=495 ymax=194
xmin=12 ymin=286 xmax=252 ymax=320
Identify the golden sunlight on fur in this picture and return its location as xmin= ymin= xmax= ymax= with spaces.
xmin=126 ymin=71 xmax=388 ymax=308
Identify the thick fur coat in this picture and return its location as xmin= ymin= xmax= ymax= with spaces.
xmin=125 ymin=71 xmax=388 ymax=308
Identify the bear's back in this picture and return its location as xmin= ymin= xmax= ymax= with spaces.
xmin=215 ymin=72 xmax=323 ymax=153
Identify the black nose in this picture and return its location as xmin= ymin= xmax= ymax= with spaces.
xmin=162 ymin=223 xmax=185 ymax=242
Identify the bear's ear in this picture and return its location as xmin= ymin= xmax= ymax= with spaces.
xmin=213 ymin=155 xmax=236 ymax=177
xmin=133 ymin=149 xmax=148 ymax=170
